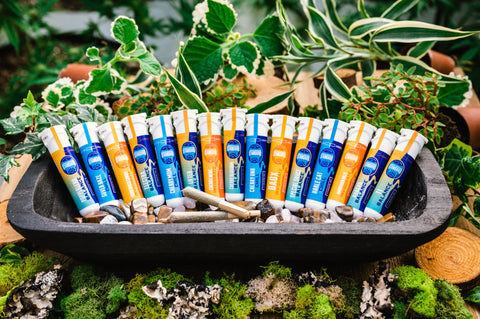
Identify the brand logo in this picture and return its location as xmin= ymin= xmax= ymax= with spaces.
xmin=386 ymin=160 xmax=404 ymax=179
xmin=61 ymin=156 xmax=78 ymax=175
xmin=248 ymin=144 xmax=263 ymax=163
xmin=272 ymin=145 xmax=287 ymax=165
xmin=114 ymin=151 xmax=129 ymax=168
xmin=182 ymin=141 xmax=197 ymax=161
xmin=133 ymin=145 xmax=148 ymax=164
xmin=296 ymin=148 xmax=311 ymax=167
xmin=160 ymin=145 xmax=176 ymax=164
xmin=226 ymin=139 xmax=241 ymax=159
xmin=319 ymin=148 xmax=335 ymax=167
xmin=362 ymin=157 xmax=378 ymax=176
xmin=344 ymin=149 xmax=359 ymax=167
xmin=87 ymin=152 xmax=103 ymax=170
xmin=204 ymin=144 xmax=218 ymax=163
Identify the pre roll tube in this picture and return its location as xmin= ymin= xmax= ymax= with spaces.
xmin=264 ymin=115 xmax=297 ymax=209
xmin=38 ymin=125 xmax=99 ymax=216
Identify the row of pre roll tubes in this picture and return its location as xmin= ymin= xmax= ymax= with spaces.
xmin=38 ymin=108 xmax=428 ymax=221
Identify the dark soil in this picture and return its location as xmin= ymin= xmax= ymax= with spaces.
xmin=437 ymin=107 xmax=469 ymax=148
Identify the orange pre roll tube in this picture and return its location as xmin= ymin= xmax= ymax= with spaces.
xmin=197 ymin=112 xmax=225 ymax=200
xmin=326 ymin=121 xmax=376 ymax=213
xmin=97 ymin=121 xmax=143 ymax=203
xmin=264 ymin=115 xmax=297 ymax=209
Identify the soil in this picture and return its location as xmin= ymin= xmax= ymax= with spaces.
xmin=437 ymin=108 xmax=469 ymax=148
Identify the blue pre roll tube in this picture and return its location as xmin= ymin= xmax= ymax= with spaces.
xmin=244 ymin=113 xmax=270 ymax=204
xmin=305 ymin=119 xmax=349 ymax=209
xmin=70 ymin=122 xmax=119 ymax=207
xmin=147 ymin=115 xmax=185 ymax=208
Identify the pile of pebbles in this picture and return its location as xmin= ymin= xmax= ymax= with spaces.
xmin=76 ymin=198 xmax=396 ymax=224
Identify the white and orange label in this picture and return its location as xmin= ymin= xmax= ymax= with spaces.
xmin=201 ymin=134 xmax=224 ymax=198
xmin=265 ymin=137 xmax=293 ymax=201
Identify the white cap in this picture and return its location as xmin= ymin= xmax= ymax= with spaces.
xmin=70 ymin=122 xmax=100 ymax=147
xmin=370 ymin=128 xmax=399 ymax=155
xmin=38 ymin=125 xmax=71 ymax=154
xmin=147 ymin=115 xmax=174 ymax=139
xmin=397 ymin=129 xmax=428 ymax=159
xmin=171 ymin=109 xmax=198 ymax=134
xmin=97 ymin=122 xmax=126 ymax=147
xmin=220 ymin=108 xmax=247 ymax=131
xmin=347 ymin=121 xmax=376 ymax=145
xmin=322 ymin=119 xmax=350 ymax=143
xmin=246 ymin=114 xmax=271 ymax=137
xmin=197 ymin=112 xmax=222 ymax=136
xmin=270 ymin=115 xmax=297 ymax=139
xmin=121 ymin=113 xmax=149 ymax=139
xmin=297 ymin=117 xmax=323 ymax=142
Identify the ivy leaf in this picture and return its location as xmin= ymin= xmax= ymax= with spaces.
xmin=0 ymin=117 xmax=26 ymax=135
xmin=136 ymin=52 xmax=162 ymax=76
xmin=111 ymin=16 xmax=139 ymax=45
xmin=23 ymin=91 xmax=36 ymax=108
xmin=86 ymin=47 xmax=101 ymax=63
xmin=10 ymin=133 xmax=46 ymax=161
xmin=440 ymin=138 xmax=472 ymax=181
xmin=45 ymin=113 xmax=64 ymax=127
xmin=466 ymin=285 xmax=480 ymax=305
xmin=46 ymin=90 xmax=60 ymax=108
xmin=228 ymin=41 xmax=259 ymax=74
xmin=0 ymin=155 xmax=19 ymax=183
xmin=85 ymin=68 xmax=113 ymax=94
xmin=253 ymin=15 xmax=285 ymax=58
xmin=182 ymin=37 xmax=223 ymax=84
xmin=76 ymin=106 xmax=106 ymax=124
xmin=205 ymin=0 xmax=236 ymax=34
xmin=76 ymin=86 xmax=98 ymax=105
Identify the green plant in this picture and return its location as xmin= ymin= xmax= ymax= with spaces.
xmin=466 ymin=285 xmax=480 ymax=306
xmin=339 ymin=65 xmax=446 ymax=145
xmin=276 ymin=0 xmax=478 ymax=115
xmin=180 ymin=0 xmax=286 ymax=86
xmin=438 ymin=138 xmax=480 ymax=228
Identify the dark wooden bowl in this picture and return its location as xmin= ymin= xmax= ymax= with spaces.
xmin=7 ymin=148 xmax=451 ymax=263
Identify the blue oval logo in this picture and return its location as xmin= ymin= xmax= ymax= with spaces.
xmin=386 ymin=160 xmax=404 ymax=179
xmin=319 ymin=148 xmax=335 ymax=167
xmin=160 ymin=145 xmax=176 ymax=164
xmin=362 ymin=157 xmax=378 ymax=176
xmin=226 ymin=139 xmax=241 ymax=159
xmin=87 ymin=152 xmax=103 ymax=170
xmin=182 ymin=141 xmax=197 ymax=161
xmin=296 ymin=148 xmax=311 ymax=168
xmin=133 ymin=145 xmax=148 ymax=164
xmin=61 ymin=156 xmax=78 ymax=175
xmin=248 ymin=144 xmax=263 ymax=163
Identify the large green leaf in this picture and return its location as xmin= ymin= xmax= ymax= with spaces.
xmin=182 ymin=37 xmax=223 ymax=84
xmin=85 ymin=68 xmax=113 ymax=94
xmin=247 ymin=90 xmax=294 ymax=114
xmin=324 ymin=66 xmax=354 ymax=102
xmin=381 ymin=0 xmax=420 ymax=20
xmin=176 ymin=52 xmax=202 ymax=98
xmin=306 ymin=6 xmax=342 ymax=51
xmin=228 ymin=41 xmax=259 ymax=74
xmin=407 ymin=41 xmax=436 ymax=58
xmin=0 ymin=155 xmax=19 ymax=183
xmin=0 ymin=117 xmax=26 ymax=135
xmin=4 ymin=21 xmax=20 ymax=53
xmin=111 ymin=16 xmax=139 ymax=45
xmin=440 ymin=138 xmax=480 ymax=190
xmin=10 ymin=133 xmax=46 ymax=161
xmin=323 ymin=0 xmax=347 ymax=33
xmin=205 ymin=0 xmax=236 ymax=34
xmin=253 ymin=15 xmax=285 ymax=58
xmin=136 ymin=52 xmax=162 ymax=76
xmin=166 ymin=72 xmax=209 ymax=113
xmin=372 ymin=21 xmax=478 ymax=43
xmin=357 ymin=0 xmax=370 ymax=18
xmin=349 ymin=18 xmax=393 ymax=39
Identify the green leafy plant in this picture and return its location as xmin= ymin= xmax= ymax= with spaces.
xmin=466 ymin=285 xmax=480 ymax=306
xmin=181 ymin=0 xmax=286 ymax=86
xmin=438 ymin=138 xmax=480 ymax=228
xmin=276 ymin=0 xmax=478 ymax=115
xmin=340 ymin=65 xmax=446 ymax=145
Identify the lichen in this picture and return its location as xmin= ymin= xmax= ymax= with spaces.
xmin=245 ymin=272 xmax=297 ymax=312
xmin=60 ymin=264 xmax=126 ymax=319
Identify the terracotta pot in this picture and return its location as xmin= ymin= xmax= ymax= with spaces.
xmin=424 ymin=50 xmax=456 ymax=75
xmin=456 ymin=106 xmax=480 ymax=150
xmin=58 ymin=63 xmax=97 ymax=83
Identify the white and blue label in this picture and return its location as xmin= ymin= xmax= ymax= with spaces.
xmin=79 ymin=142 xmax=118 ymax=205
xmin=285 ymin=141 xmax=318 ymax=204
xmin=224 ymin=131 xmax=245 ymax=195
xmin=133 ymin=135 xmax=164 ymax=198
xmin=347 ymin=149 xmax=390 ymax=212
xmin=153 ymin=136 xmax=184 ymax=200
xmin=365 ymin=152 xmax=415 ymax=216
xmin=245 ymin=135 xmax=268 ymax=200
xmin=306 ymin=140 xmax=343 ymax=204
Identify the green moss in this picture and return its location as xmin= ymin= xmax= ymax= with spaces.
xmin=0 ymin=251 xmax=53 ymax=296
xmin=261 ymin=261 xmax=292 ymax=279
xmin=310 ymin=294 xmax=336 ymax=319
xmin=392 ymin=266 xmax=431 ymax=291
xmin=60 ymin=264 xmax=126 ymax=319
xmin=209 ymin=274 xmax=255 ymax=319
xmin=434 ymin=279 xmax=473 ymax=319
xmin=125 ymin=268 xmax=187 ymax=319
xmin=335 ymin=276 xmax=361 ymax=319
xmin=295 ymin=285 xmax=317 ymax=309
xmin=283 ymin=308 xmax=309 ymax=319
xmin=410 ymin=291 xmax=437 ymax=318
xmin=393 ymin=301 xmax=407 ymax=319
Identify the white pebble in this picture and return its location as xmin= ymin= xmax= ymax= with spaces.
xmin=183 ymin=197 xmax=196 ymax=209
xmin=174 ymin=205 xmax=186 ymax=212
xmin=281 ymin=209 xmax=292 ymax=222
xmin=265 ymin=215 xmax=280 ymax=223
xmin=118 ymin=221 xmax=132 ymax=225
xmin=100 ymin=215 xmax=119 ymax=224
xmin=290 ymin=215 xmax=301 ymax=223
